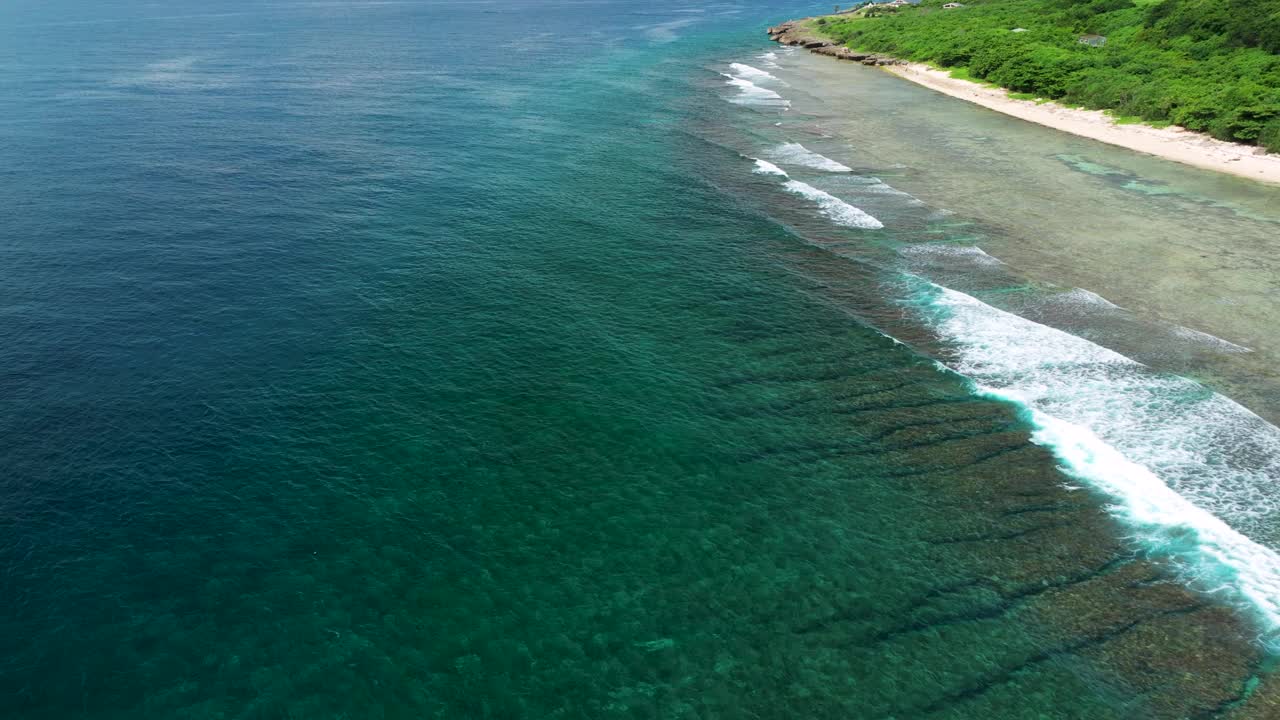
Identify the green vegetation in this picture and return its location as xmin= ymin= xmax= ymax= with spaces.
xmin=816 ymin=0 xmax=1280 ymax=150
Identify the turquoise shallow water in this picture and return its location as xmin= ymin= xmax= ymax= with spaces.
xmin=3 ymin=1 xmax=1280 ymax=717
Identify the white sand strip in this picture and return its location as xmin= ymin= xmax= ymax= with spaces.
xmin=884 ymin=61 xmax=1280 ymax=186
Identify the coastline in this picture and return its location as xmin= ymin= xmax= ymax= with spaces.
xmin=730 ymin=38 xmax=1280 ymax=714
xmin=768 ymin=20 xmax=1280 ymax=186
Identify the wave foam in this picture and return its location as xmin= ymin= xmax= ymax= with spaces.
xmin=1171 ymin=325 xmax=1253 ymax=354
xmin=729 ymin=62 xmax=776 ymax=81
xmin=750 ymin=158 xmax=788 ymax=176
xmin=1056 ymin=287 xmax=1125 ymax=311
xmin=921 ymin=284 xmax=1280 ymax=636
xmin=720 ymin=74 xmax=789 ymax=108
xmin=992 ymin=390 xmax=1280 ymax=638
xmin=856 ymin=177 xmax=926 ymax=205
xmin=782 ymin=180 xmax=884 ymax=229
xmin=769 ymin=142 xmax=852 ymax=172
xmin=901 ymin=245 xmax=1003 ymax=266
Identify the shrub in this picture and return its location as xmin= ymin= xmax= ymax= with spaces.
xmin=1214 ymin=105 xmax=1280 ymax=141
xmin=1258 ymin=118 xmax=1280 ymax=152
xmin=810 ymin=0 xmax=1280 ymax=149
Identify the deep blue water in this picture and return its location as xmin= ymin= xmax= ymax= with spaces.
xmin=2 ymin=1 xmax=1277 ymax=717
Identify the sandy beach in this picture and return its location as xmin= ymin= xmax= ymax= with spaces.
xmin=885 ymin=61 xmax=1280 ymax=185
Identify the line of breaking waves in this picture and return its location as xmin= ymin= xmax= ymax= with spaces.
xmin=768 ymin=142 xmax=852 ymax=172
xmin=719 ymin=64 xmax=789 ymax=108
xmin=746 ymin=156 xmax=883 ymax=229
xmin=782 ymin=180 xmax=884 ymax=229
xmin=912 ymin=280 xmax=1280 ymax=645
xmin=729 ymin=62 xmax=777 ymax=81
xmin=750 ymin=158 xmax=787 ymax=176
xmin=756 ymin=51 xmax=780 ymax=69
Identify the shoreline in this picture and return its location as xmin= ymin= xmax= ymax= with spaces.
xmin=742 ymin=35 xmax=1280 ymax=713
xmin=768 ymin=20 xmax=1280 ymax=186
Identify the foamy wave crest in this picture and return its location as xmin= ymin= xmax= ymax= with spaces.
xmin=1171 ymin=325 xmax=1253 ymax=353
xmin=921 ymin=284 xmax=1280 ymax=636
xmin=901 ymin=245 xmax=1003 ymax=266
xmin=1057 ymin=287 xmax=1125 ymax=311
xmin=729 ymin=62 xmax=776 ymax=81
xmin=989 ymin=391 xmax=1280 ymax=639
xmin=855 ymin=177 xmax=926 ymax=205
xmin=769 ymin=142 xmax=852 ymax=172
xmin=782 ymin=180 xmax=884 ymax=229
xmin=751 ymin=158 xmax=788 ymax=176
xmin=720 ymin=74 xmax=789 ymax=108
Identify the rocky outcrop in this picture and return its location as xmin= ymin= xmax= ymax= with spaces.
xmin=766 ymin=20 xmax=828 ymax=47
xmin=812 ymin=45 xmax=862 ymax=59
xmin=767 ymin=19 xmax=904 ymax=65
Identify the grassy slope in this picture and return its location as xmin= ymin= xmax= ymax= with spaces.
xmin=814 ymin=0 xmax=1280 ymax=150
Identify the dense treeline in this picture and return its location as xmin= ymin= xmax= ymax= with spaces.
xmin=816 ymin=0 xmax=1280 ymax=150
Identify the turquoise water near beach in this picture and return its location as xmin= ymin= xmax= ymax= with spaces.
xmin=5 ymin=1 xmax=1280 ymax=717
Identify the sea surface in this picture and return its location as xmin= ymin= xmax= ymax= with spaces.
xmin=5 ymin=1 xmax=1280 ymax=718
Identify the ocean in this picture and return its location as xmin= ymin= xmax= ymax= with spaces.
xmin=4 ymin=1 xmax=1280 ymax=717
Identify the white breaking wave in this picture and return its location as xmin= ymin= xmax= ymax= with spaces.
xmin=720 ymin=73 xmax=789 ymax=107
xmin=1056 ymin=287 xmax=1125 ymax=311
xmin=757 ymin=51 xmax=781 ymax=69
xmin=1171 ymin=325 xmax=1253 ymax=353
xmin=728 ymin=62 xmax=776 ymax=81
xmin=782 ymin=180 xmax=884 ymax=229
xmin=750 ymin=158 xmax=788 ymax=176
xmin=900 ymin=244 xmax=1004 ymax=266
xmin=769 ymin=142 xmax=852 ymax=172
xmin=855 ymin=177 xmax=927 ymax=205
xmin=921 ymin=284 xmax=1280 ymax=636
xmin=995 ymin=395 xmax=1280 ymax=640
